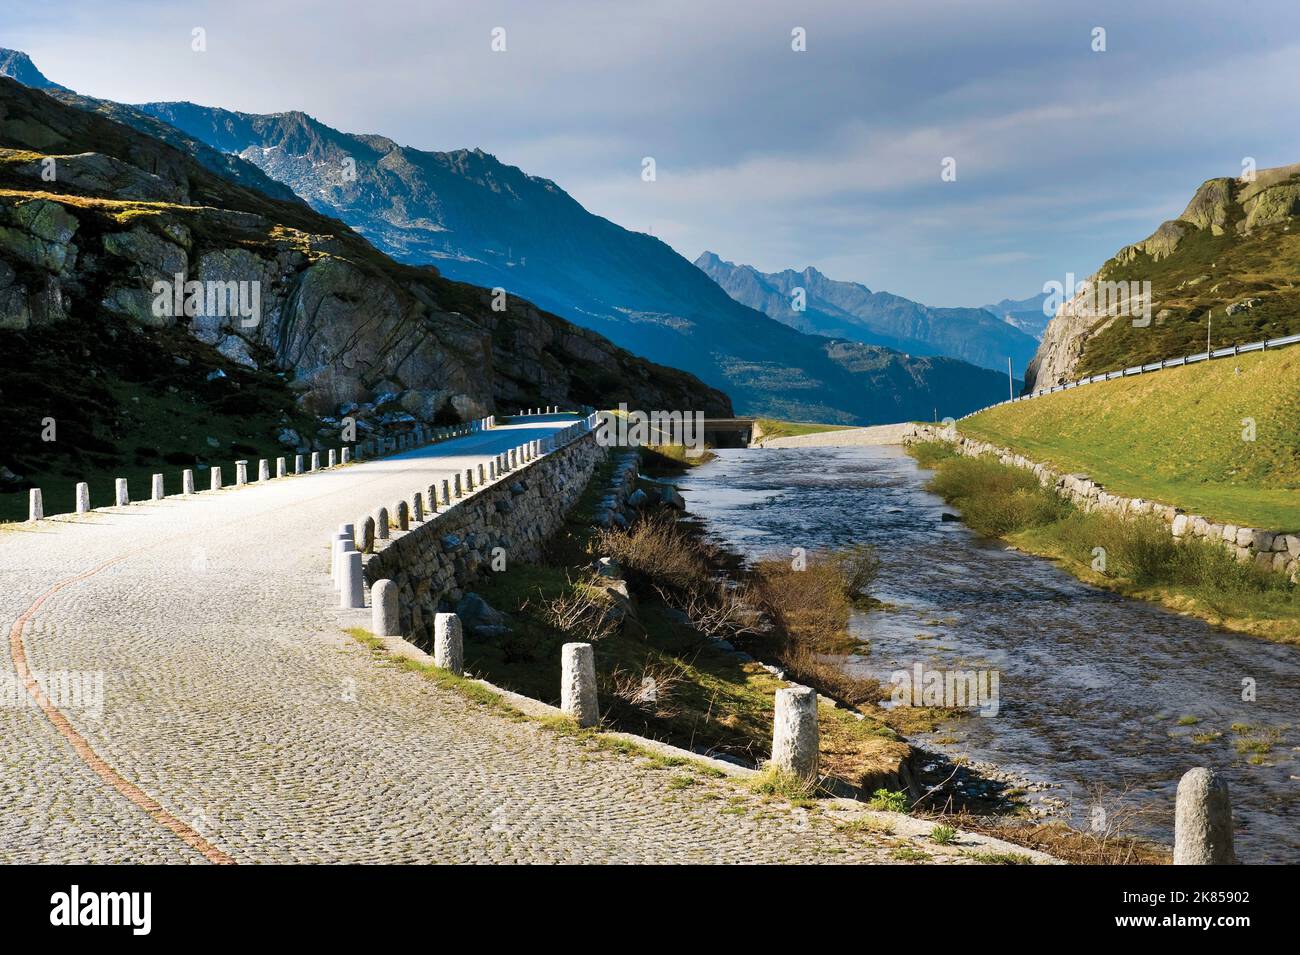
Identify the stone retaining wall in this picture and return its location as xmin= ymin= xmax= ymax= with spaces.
xmin=362 ymin=431 xmax=610 ymax=643
xmin=906 ymin=424 xmax=1299 ymax=582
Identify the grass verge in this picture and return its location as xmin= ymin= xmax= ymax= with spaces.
xmin=909 ymin=442 xmax=1300 ymax=643
xmin=961 ymin=348 xmax=1300 ymax=530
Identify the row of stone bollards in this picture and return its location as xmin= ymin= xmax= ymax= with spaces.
xmin=24 ymin=416 xmax=505 ymax=522
xmin=517 ymin=406 xmax=561 ymax=416
xmin=336 ymin=424 xmax=605 ymax=579
xmin=351 ymin=417 xmax=494 ymax=459
xmin=345 ymin=559 xmax=1243 ymax=866
xmin=26 ymin=447 xmax=352 ymax=521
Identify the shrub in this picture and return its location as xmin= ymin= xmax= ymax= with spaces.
xmin=868 ymin=788 xmax=910 ymax=812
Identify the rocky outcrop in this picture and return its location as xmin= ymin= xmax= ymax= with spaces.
xmin=1025 ymin=163 xmax=1300 ymax=392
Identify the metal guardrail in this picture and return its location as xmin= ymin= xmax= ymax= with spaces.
xmin=963 ymin=332 xmax=1300 ymax=418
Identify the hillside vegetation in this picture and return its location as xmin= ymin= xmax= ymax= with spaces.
xmin=960 ymin=348 xmax=1300 ymax=531
xmin=911 ymin=442 xmax=1299 ymax=643
xmin=1026 ymin=163 xmax=1300 ymax=390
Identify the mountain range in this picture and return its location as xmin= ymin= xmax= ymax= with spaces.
xmin=694 ymin=252 xmax=1039 ymax=373
xmin=0 ymin=71 xmax=731 ymax=514
xmin=981 ymin=293 xmax=1052 ymax=341
xmin=127 ymin=97 xmax=1017 ymax=423
xmin=1 ymin=49 xmax=1022 ymax=425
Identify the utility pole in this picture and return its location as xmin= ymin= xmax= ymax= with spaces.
xmin=1007 ymin=356 xmax=1014 ymax=401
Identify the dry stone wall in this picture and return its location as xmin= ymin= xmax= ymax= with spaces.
xmin=362 ymin=431 xmax=610 ymax=643
xmin=906 ymin=424 xmax=1299 ymax=582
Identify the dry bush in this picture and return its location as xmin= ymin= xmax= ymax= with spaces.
xmin=535 ymin=582 xmax=619 ymax=643
xmin=750 ymin=554 xmax=857 ymax=653
xmin=828 ymin=543 xmax=882 ymax=600
xmin=776 ymin=643 xmax=883 ymax=707
xmin=593 ymin=517 xmax=713 ymax=594
xmin=605 ymin=660 xmax=689 ymax=718
xmin=940 ymin=782 xmax=1170 ymax=865
xmin=655 ymin=582 xmax=758 ymax=639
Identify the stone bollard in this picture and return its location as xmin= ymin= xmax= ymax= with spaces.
xmin=1174 ymin=767 xmax=1236 ymax=864
xmin=151 ymin=473 xmax=165 ymax=500
xmin=341 ymin=447 xmax=351 ymax=465
xmin=76 ymin=482 xmax=90 ymax=514
xmin=310 ymin=452 xmax=320 ymax=472
xmin=441 ymin=479 xmax=451 ymax=506
xmin=294 ymin=454 xmax=304 ymax=475
xmin=453 ymin=474 xmax=462 ymax=498
xmin=182 ymin=469 xmax=195 ymax=495
xmin=489 ymin=461 xmax=496 ymax=480
xmin=331 ymin=531 xmax=351 ymax=585
xmin=372 ymin=579 xmax=400 ymax=637
xmin=338 ymin=546 xmax=364 ymax=609
xmin=276 ymin=457 xmax=286 ymax=479
xmin=465 ymin=468 xmax=474 ymax=492
xmin=434 ymin=613 xmax=464 ymax=675
xmin=412 ymin=493 xmax=423 ymax=523
xmin=210 ymin=466 xmax=223 ymax=491
xmin=28 ymin=488 xmax=42 ymax=521
xmin=396 ymin=500 xmax=409 ymax=531
xmin=258 ymin=459 xmax=270 ymax=482
xmin=478 ymin=463 xmax=485 ymax=485
xmin=375 ymin=507 xmax=390 ymax=540
xmin=328 ymin=449 xmax=337 ymax=468
xmin=115 ymin=478 xmax=129 ymax=506
xmin=359 ymin=516 xmax=376 ymax=554
xmin=561 ymin=642 xmax=599 ymax=727
xmin=235 ymin=461 xmax=249 ymax=486
xmin=334 ymin=523 xmax=356 ymax=578
xmin=772 ymin=686 xmax=819 ymax=782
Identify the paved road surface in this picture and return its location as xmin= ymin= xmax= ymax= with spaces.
xmin=1 ymin=416 xmax=983 ymax=863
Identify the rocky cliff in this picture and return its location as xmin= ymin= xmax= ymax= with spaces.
xmin=1025 ymin=164 xmax=1300 ymax=391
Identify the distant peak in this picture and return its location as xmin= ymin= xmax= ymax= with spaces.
xmin=0 ymin=48 xmax=69 ymax=92
xmin=694 ymin=250 xmax=734 ymax=269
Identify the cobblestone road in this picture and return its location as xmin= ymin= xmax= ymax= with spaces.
xmin=1 ymin=418 xmax=991 ymax=864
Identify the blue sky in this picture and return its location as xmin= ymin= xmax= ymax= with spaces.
xmin=8 ymin=0 xmax=1300 ymax=305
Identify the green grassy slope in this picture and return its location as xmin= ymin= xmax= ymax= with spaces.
xmin=960 ymin=348 xmax=1300 ymax=530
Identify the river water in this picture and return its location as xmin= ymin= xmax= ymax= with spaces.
xmin=681 ymin=445 xmax=1299 ymax=863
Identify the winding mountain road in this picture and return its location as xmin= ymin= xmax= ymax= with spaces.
xmin=0 ymin=416 xmax=985 ymax=864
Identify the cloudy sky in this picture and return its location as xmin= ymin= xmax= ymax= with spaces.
xmin=10 ymin=0 xmax=1300 ymax=305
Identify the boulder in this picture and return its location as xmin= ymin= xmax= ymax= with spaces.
xmin=455 ymin=592 xmax=507 ymax=635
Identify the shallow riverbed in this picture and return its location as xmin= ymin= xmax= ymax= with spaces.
xmin=681 ymin=445 xmax=1299 ymax=863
